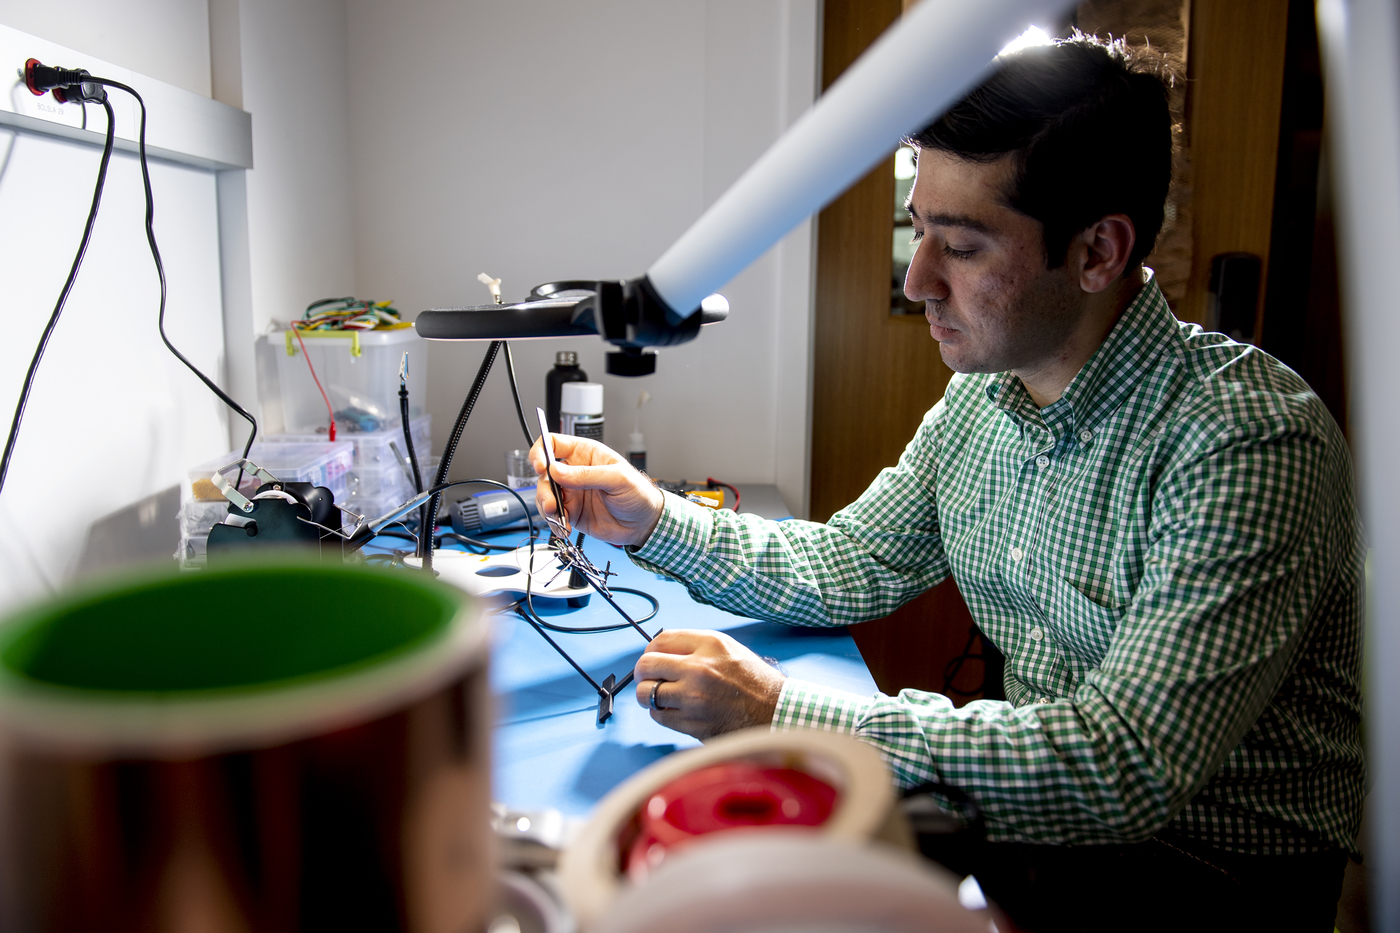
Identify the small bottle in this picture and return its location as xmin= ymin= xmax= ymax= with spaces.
xmin=560 ymin=382 xmax=605 ymax=442
xmin=545 ymin=351 xmax=588 ymax=433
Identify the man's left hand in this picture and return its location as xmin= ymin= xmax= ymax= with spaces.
xmin=634 ymin=630 xmax=786 ymax=739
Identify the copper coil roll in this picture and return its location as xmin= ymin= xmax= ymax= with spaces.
xmin=0 ymin=560 xmax=490 ymax=933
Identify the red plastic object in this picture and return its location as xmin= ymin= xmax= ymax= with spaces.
xmin=625 ymin=761 xmax=838 ymax=880
xmin=24 ymin=59 xmax=44 ymax=96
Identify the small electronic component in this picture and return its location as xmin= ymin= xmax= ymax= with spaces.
xmin=655 ymin=479 xmax=740 ymax=513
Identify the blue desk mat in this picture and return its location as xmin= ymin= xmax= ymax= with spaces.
xmin=485 ymin=536 xmax=877 ymax=816
xmin=362 ymin=521 xmax=877 ymax=816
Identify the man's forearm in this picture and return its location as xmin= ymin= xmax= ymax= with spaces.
xmin=630 ymin=494 xmax=947 ymax=628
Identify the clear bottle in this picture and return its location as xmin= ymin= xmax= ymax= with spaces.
xmin=545 ymin=351 xmax=588 ymax=433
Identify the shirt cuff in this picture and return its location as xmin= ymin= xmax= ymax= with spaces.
xmin=771 ymin=677 xmax=873 ymax=735
xmin=628 ymin=493 xmax=715 ymax=578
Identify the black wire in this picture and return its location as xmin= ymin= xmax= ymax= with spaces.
xmin=102 ymin=77 xmax=259 ymax=481
xmin=435 ymin=531 xmax=514 ymax=553
xmin=0 ymin=98 xmax=117 ymax=500
xmin=400 ymin=378 xmax=425 ymax=535
xmin=941 ymin=623 xmax=987 ymax=698
xmin=503 ymin=341 xmax=536 ymax=448
xmin=421 ymin=341 xmax=501 ymax=568
xmin=512 ymin=586 xmax=659 ymax=633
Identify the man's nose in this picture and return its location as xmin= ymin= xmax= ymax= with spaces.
xmin=904 ymin=240 xmax=950 ymax=303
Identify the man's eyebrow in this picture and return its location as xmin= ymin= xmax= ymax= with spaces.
xmin=904 ymin=205 xmax=996 ymax=236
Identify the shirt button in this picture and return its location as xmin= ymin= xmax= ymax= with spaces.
xmin=1035 ymin=455 xmax=1050 ymax=468
xmin=1029 ymin=626 xmax=1044 ymax=642
xmin=1038 ymin=696 xmax=1052 ymax=704
xmin=1010 ymin=546 xmax=1024 ymax=562
xmin=1078 ymin=429 xmax=1093 ymax=443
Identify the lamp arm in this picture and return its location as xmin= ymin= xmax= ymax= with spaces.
xmin=644 ymin=0 xmax=1074 ymax=321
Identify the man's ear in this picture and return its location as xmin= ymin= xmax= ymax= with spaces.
xmin=1075 ymin=214 xmax=1136 ymax=293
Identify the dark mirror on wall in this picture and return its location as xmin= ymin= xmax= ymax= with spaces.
xmin=891 ymin=145 xmax=921 ymax=316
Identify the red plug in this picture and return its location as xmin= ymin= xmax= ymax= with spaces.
xmin=23 ymin=59 xmax=46 ymax=96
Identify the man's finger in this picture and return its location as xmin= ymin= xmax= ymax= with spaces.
xmin=532 ymin=478 xmax=560 ymax=517
xmin=645 ymin=629 xmax=720 ymax=655
xmin=635 ymin=678 xmax=679 ymax=711
xmin=633 ymin=652 xmax=690 ymax=683
xmin=548 ymin=461 xmax=633 ymax=491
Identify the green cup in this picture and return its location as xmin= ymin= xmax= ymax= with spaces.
xmin=0 ymin=559 xmax=489 ymax=933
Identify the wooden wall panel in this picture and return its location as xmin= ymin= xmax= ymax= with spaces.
xmin=810 ymin=0 xmax=945 ymax=524
xmin=1180 ymin=0 xmax=1290 ymax=326
xmin=810 ymin=0 xmax=988 ymax=702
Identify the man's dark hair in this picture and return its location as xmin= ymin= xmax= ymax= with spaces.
xmin=908 ymin=34 xmax=1174 ymax=272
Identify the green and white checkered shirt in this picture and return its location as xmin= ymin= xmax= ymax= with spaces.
xmin=633 ymin=278 xmax=1364 ymax=856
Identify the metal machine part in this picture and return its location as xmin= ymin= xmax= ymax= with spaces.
xmin=205 ymin=459 xmax=344 ymax=562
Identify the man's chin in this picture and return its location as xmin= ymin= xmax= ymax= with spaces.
xmin=937 ymin=344 xmax=989 ymax=375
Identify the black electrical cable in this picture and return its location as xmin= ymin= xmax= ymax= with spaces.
xmin=420 ymin=341 xmax=502 ymax=568
xmin=435 ymin=531 xmax=515 ymax=553
xmin=0 ymin=98 xmax=116 ymax=501
xmin=399 ymin=367 xmax=425 ymax=535
xmin=417 ymin=341 xmax=535 ymax=570
xmin=102 ymin=76 xmax=259 ymax=482
xmin=502 ymin=341 xmax=536 ymax=448
xmin=941 ymin=623 xmax=987 ymax=698
xmin=513 ymin=586 xmax=660 ymax=634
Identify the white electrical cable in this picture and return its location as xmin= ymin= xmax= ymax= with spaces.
xmin=645 ymin=0 xmax=1074 ymax=317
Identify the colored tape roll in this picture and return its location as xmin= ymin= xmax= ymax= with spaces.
xmin=559 ymin=727 xmax=911 ymax=931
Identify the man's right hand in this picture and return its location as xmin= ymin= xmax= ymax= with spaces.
xmin=530 ymin=434 xmax=665 ymax=547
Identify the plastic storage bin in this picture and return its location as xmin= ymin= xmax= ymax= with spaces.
xmin=346 ymin=456 xmax=439 ymax=524
xmin=264 ymin=415 xmax=434 ymax=518
xmin=267 ymin=415 xmax=431 ymax=469
xmin=274 ymin=328 xmax=426 ymax=435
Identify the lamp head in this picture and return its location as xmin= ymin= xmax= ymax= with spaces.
xmin=414 ymin=276 xmax=728 ymax=376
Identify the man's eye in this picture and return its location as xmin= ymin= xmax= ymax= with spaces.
xmin=910 ymin=231 xmax=923 ymax=244
xmin=943 ymin=244 xmax=977 ymax=260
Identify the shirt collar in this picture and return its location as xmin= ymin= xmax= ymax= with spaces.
xmin=984 ymin=274 xmax=1176 ymax=436
xmin=1059 ymin=274 xmax=1176 ymax=432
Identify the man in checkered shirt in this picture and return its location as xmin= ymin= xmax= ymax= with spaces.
xmin=531 ymin=34 xmax=1362 ymax=931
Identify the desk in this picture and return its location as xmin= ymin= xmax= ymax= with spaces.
xmin=485 ymin=484 xmax=879 ymax=817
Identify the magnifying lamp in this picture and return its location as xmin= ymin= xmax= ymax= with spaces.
xmin=415 ymin=0 xmax=1072 ymax=375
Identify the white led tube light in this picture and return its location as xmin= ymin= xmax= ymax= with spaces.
xmin=1316 ymin=0 xmax=1400 ymax=926
xmin=645 ymin=0 xmax=1075 ymax=318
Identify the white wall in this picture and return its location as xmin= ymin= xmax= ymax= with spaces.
xmin=0 ymin=129 xmax=228 ymax=606
xmin=343 ymin=0 xmax=818 ymax=512
xmin=0 ymin=0 xmax=820 ymax=607
xmin=0 ymin=1 xmax=359 ymax=605
xmin=0 ymin=0 xmax=212 ymax=97
xmin=237 ymin=0 xmax=355 ymax=337
xmin=216 ymin=0 xmax=358 ymax=428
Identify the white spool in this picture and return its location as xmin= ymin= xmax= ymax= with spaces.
xmin=592 ymin=832 xmax=989 ymax=933
xmin=558 ymin=728 xmax=911 ymax=931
